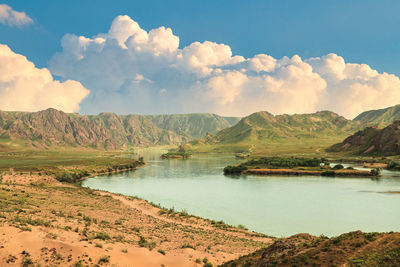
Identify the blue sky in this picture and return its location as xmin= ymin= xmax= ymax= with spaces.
xmin=1 ymin=0 xmax=400 ymax=117
xmin=2 ymin=0 xmax=399 ymax=74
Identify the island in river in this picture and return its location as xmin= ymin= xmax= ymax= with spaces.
xmin=160 ymin=151 xmax=192 ymax=159
xmin=224 ymin=157 xmax=381 ymax=177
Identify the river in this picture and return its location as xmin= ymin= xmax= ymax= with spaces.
xmin=82 ymin=148 xmax=400 ymax=237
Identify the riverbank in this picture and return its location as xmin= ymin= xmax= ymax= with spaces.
xmin=244 ymin=168 xmax=375 ymax=177
xmin=0 ymin=172 xmax=272 ymax=266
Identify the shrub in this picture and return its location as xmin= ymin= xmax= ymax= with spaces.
xmin=387 ymin=161 xmax=400 ymax=170
xmin=181 ymin=244 xmax=196 ymax=250
xmin=223 ymin=165 xmax=248 ymax=175
xmin=138 ymin=236 xmax=147 ymax=247
xmin=370 ymin=168 xmax=382 ymax=176
xmin=333 ymin=164 xmax=344 ymax=170
xmin=242 ymin=157 xmax=325 ymax=168
xmin=237 ymin=224 xmax=248 ymax=230
xmin=98 ymin=255 xmax=110 ymax=264
xmin=157 ymin=249 xmax=166 ymax=255
xmin=94 ymin=232 xmax=111 ymax=240
xmin=45 ymin=233 xmax=58 ymax=239
xmin=321 ymin=171 xmax=336 ymax=177
xmin=21 ymin=257 xmax=33 ymax=267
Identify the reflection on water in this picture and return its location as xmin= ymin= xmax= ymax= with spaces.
xmin=83 ymin=149 xmax=400 ymax=237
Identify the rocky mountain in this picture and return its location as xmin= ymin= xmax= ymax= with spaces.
xmin=146 ymin=113 xmax=240 ymax=138
xmin=0 ymin=108 xmax=188 ymax=149
xmin=198 ymin=111 xmax=361 ymax=145
xmin=354 ymin=104 xmax=400 ymax=127
xmin=329 ymin=120 xmax=400 ymax=155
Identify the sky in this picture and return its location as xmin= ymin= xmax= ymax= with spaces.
xmin=1 ymin=0 xmax=400 ymax=118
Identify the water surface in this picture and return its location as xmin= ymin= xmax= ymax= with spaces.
xmin=83 ymin=149 xmax=400 ymax=237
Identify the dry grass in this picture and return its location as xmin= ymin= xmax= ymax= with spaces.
xmin=0 ymin=175 xmax=272 ymax=266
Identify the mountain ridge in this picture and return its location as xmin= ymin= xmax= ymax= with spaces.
xmin=197 ymin=110 xmax=362 ymax=145
xmin=0 ymin=109 xmax=241 ymax=150
xmin=146 ymin=113 xmax=240 ymax=138
xmin=354 ymin=104 xmax=400 ymax=127
xmin=329 ymin=120 xmax=400 ymax=155
xmin=0 ymin=108 xmax=187 ymax=149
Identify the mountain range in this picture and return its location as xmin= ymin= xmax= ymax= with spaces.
xmin=197 ymin=110 xmax=361 ymax=145
xmin=192 ymin=105 xmax=400 ymax=154
xmin=0 ymin=109 xmax=239 ymax=150
xmin=354 ymin=104 xmax=400 ymax=127
xmin=2 ymin=104 xmax=400 ymax=152
xmin=146 ymin=113 xmax=240 ymax=139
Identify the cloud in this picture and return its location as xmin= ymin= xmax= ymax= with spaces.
xmin=0 ymin=4 xmax=33 ymax=27
xmin=49 ymin=15 xmax=400 ymax=118
xmin=0 ymin=44 xmax=89 ymax=112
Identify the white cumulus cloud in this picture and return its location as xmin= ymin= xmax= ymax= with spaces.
xmin=0 ymin=44 xmax=90 ymax=112
xmin=49 ymin=15 xmax=400 ymax=118
xmin=0 ymin=4 xmax=33 ymax=27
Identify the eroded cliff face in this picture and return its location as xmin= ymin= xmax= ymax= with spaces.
xmin=329 ymin=120 xmax=400 ymax=155
xmin=0 ymin=108 xmax=189 ymax=149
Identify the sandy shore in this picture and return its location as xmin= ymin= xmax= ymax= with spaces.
xmin=0 ymin=173 xmax=272 ymax=266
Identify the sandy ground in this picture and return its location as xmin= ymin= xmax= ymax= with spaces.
xmin=0 ymin=226 xmax=191 ymax=267
xmin=0 ymin=173 xmax=272 ymax=266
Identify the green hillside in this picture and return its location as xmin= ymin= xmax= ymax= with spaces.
xmin=354 ymin=104 xmax=400 ymax=127
xmin=192 ymin=111 xmax=362 ymax=152
xmin=145 ymin=113 xmax=240 ymax=138
xmin=188 ymin=111 xmax=367 ymax=156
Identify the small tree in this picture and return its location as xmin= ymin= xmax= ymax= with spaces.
xmin=370 ymin=167 xmax=382 ymax=176
xmin=333 ymin=164 xmax=344 ymax=170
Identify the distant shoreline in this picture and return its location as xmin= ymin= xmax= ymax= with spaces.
xmin=244 ymin=168 xmax=375 ymax=177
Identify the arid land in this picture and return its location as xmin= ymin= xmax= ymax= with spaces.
xmin=0 ymin=149 xmax=272 ymax=266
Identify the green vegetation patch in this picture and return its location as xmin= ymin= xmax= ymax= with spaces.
xmin=161 ymin=151 xmax=192 ymax=159
xmin=224 ymin=157 xmax=326 ymax=174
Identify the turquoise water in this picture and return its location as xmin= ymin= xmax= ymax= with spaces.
xmin=82 ymin=149 xmax=400 ymax=237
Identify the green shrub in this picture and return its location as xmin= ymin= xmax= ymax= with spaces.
xmin=242 ymin=157 xmax=325 ymax=168
xmin=321 ymin=171 xmax=336 ymax=177
xmin=237 ymin=224 xmax=248 ymax=230
xmin=21 ymin=257 xmax=33 ymax=267
xmin=370 ymin=168 xmax=382 ymax=176
xmin=333 ymin=164 xmax=344 ymax=170
xmin=223 ymin=165 xmax=248 ymax=174
xmin=94 ymin=232 xmax=111 ymax=240
xmin=181 ymin=244 xmax=196 ymax=250
xmin=98 ymin=255 xmax=110 ymax=264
